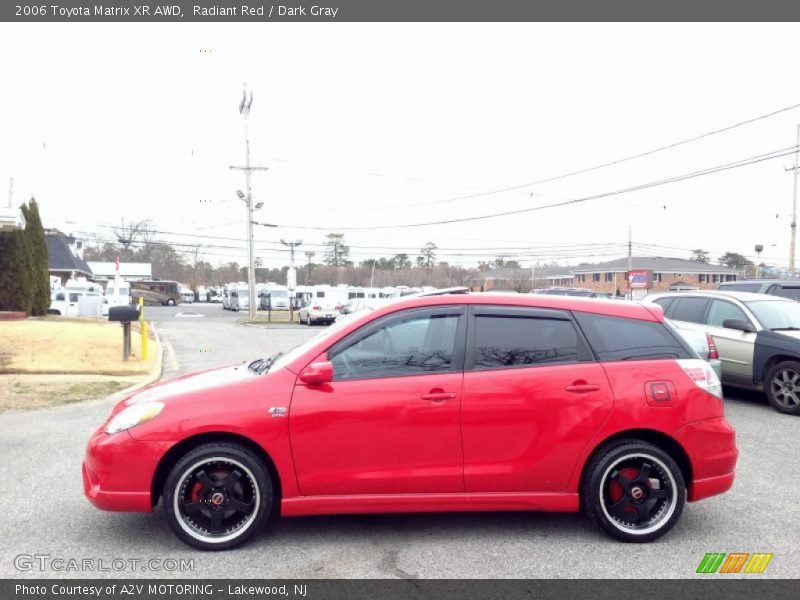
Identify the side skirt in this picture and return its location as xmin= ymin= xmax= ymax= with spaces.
xmin=281 ymin=492 xmax=579 ymax=517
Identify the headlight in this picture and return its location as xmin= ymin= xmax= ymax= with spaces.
xmin=105 ymin=402 xmax=164 ymax=434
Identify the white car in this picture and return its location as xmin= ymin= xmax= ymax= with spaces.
xmin=298 ymin=301 xmax=339 ymax=325
xmin=48 ymin=290 xmax=102 ymax=317
xmin=230 ymin=286 xmax=251 ymax=312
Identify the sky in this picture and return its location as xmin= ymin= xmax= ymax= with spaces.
xmin=1 ymin=22 xmax=800 ymax=270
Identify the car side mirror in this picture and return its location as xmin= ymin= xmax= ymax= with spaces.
xmin=722 ymin=318 xmax=756 ymax=333
xmin=298 ymin=361 xmax=333 ymax=384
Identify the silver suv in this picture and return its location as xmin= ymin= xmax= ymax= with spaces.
xmin=644 ymin=290 xmax=800 ymax=415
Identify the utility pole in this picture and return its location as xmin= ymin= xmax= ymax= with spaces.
xmin=7 ymin=177 xmax=12 ymax=209
xmin=790 ymin=125 xmax=800 ymax=276
xmin=281 ymin=239 xmax=302 ymax=321
xmin=230 ymin=84 xmax=269 ymax=318
xmin=305 ymin=251 xmax=315 ymax=285
xmin=628 ymin=226 xmax=633 ymax=300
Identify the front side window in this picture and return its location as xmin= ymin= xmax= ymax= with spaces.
xmin=707 ymin=300 xmax=749 ymax=328
xmin=669 ymin=297 xmax=710 ymax=324
xmin=747 ymin=300 xmax=800 ymax=330
xmin=574 ymin=312 xmax=691 ymax=362
xmin=331 ymin=313 xmax=459 ymax=380
xmin=472 ymin=315 xmax=579 ymax=369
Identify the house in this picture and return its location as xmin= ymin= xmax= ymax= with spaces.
xmin=0 ymin=201 xmax=25 ymax=231
xmin=87 ymin=261 xmax=152 ymax=283
xmin=45 ymin=230 xmax=93 ymax=285
xmin=570 ymin=257 xmax=739 ymax=296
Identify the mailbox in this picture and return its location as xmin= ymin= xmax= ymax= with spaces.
xmin=108 ymin=305 xmax=140 ymax=361
xmin=108 ymin=305 xmax=140 ymax=322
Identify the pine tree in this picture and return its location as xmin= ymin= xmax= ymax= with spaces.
xmin=0 ymin=228 xmax=33 ymax=313
xmin=20 ymin=198 xmax=50 ymax=316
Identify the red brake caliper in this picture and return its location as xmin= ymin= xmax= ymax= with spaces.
xmin=609 ymin=467 xmax=641 ymax=513
xmin=190 ymin=481 xmax=203 ymax=502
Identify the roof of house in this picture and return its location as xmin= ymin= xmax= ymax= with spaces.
xmin=45 ymin=231 xmax=93 ymax=276
xmin=87 ymin=261 xmax=152 ymax=279
xmin=570 ymin=256 xmax=740 ymax=274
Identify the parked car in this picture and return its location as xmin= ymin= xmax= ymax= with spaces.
xmin=645 ymin=290 xmax=800 ymax=414
xmin=718 ymin=279 xmax=800 ymax=301
xmin=670 ymin=322 xmax=722 ymax=380
xmin=49 ymin=290 xmax=103 ymax=317
xmin=222 ymin=288 xmax=232 ymax=310
xmin=230 ymin=285 xmax=250 ymax=312
xmin=298 ymin=300 xmax=339 ymax=325
xmin=84 ymin=292 xmax=736 ymax=550
xmin=259 ymin=287 xmax=290 ymax=311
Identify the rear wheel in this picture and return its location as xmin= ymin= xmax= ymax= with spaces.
xmin=167 ymin=299 xmax=176 ymax=306
xmin=307 ymin=314 xmax=313 ymax=326
xmin=163 ymin=443 xmax=273 ymax=550
xmin=581 ymin=440 xmax=685 ymax=543
xmin=765 ymin=361 xmax=800 ymax=415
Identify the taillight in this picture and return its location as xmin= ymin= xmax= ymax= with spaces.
xmin=678 ymin=358 xmax=723 ymax=399
xmin=312 ymin=305 xmax=321 ymax=310
xmin=706 ymin=333 xmax=719 ymax=360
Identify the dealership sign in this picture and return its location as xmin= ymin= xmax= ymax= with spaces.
xmin=628 ymin=270 xmax=650 ymax=288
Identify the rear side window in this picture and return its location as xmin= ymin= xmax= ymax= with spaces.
xmin=669 ymin=297 xmax=710 ymax=324
xmin=573 ymin=312 xmax=691 ymax=362
xmin=771 ymin=286 xmax=800 ymax=301
xmin=472 ymin=315 xmax=579 ymax=369
xmin=651 ymin=297 xmax=674 ymax=312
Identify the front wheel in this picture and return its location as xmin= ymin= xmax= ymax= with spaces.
xmin=163 ymin=443 xmax=273 ymax=550
xmin=167 ymin=299 xmax=176 ymax=306
xmin=765 ymin=360 xmax=800 ymax=415
xmin=581 ymin=440 xmax=685 ymax=543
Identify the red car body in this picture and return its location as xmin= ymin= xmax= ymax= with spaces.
xmin=84 ymin=293 xmax=737 ymax=544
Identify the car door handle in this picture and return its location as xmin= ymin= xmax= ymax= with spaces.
xmin=565 ymin=384 xmax=600 ymax=393
xmin=420 ymin=392 xmax=457 ymax=402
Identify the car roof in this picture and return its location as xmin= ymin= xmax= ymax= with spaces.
xmin=719 ymin=279 xmax=800 ymax=286
xmin=368 ymin=291 xmax=663 ymax=321
xmin=645 ymin=290 xmax=794 ymax=303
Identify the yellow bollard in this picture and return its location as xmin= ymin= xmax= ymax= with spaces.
xmin=139 ymin=297 xmax=148 ymax=360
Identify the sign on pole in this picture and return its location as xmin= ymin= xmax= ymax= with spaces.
xmin=628 ymin=270 xmax=650 ymax=289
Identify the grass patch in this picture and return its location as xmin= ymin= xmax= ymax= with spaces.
xmin=0 ymin=319 xmax=158 ymax=375
xmin=1 ymin=378 xmax=130 ymax=412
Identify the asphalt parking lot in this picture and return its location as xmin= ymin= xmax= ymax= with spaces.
xmin=1 ymin=303 xmax=798 ymax=578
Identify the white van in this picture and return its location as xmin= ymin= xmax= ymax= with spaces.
xmin=230 ymin=285 xmax=250 ymax=312
xmin=49 ymin=290 xmax=102 ymax=317
xmin=103 ymin=278 xmax=132 ymax=316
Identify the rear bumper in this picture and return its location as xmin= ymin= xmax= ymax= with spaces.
xmin=674 ymin=417 xmax=738 ymax=502
xmin=83 ymin=428 xmax=168 ymax=512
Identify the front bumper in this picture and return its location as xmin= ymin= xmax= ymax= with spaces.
xmin=674 ymin=417 xmax=738 ymax=502
xmin=82 ymin=427 xmax=169 ymax=512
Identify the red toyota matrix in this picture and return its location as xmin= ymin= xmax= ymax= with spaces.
xmin=83 ymin=291 xmax=737 ymax=550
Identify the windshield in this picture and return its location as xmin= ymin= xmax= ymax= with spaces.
xmin=747 ymin=300 xmax=800 ymax=330
xmin=270 ymin=290 xmax=288 ymax=298
xmin=268 ymin=305 xmax=377 ymax=371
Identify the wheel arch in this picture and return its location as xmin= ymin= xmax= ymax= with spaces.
xmin=760 ymin=354 xmax=800 ymax=384
xmin=150 ymin=431 xmax=282 ymax=509
xmin=577 ymin=428 xmax=692 ymax=499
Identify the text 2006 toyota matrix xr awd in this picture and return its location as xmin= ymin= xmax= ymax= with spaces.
xmin=83 ymin=291 xmax=737 ymax=550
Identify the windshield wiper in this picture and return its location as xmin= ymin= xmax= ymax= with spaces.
xmin=251 ymin=353 xmax=283 ymax=375
xmin=771 ymin=327 xmax=800 ymax=331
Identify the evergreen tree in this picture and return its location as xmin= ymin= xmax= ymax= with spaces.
xmin=0 ymin=228 xmax=33 ymax=313
xmin=20 ymin=198 xmax=50 ymax=316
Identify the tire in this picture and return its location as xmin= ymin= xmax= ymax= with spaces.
xmin=163 ymin=442 xmax=274 ymax=551
xmin=581 ymin=440 xmax=685 ymax=543
xmin=167 ymin=299 xmax=176 ymax=306
xmin=765 ymin=360 xmax=800 ymax=415
xmin=307 ymin=314 xmax=313 ymax=326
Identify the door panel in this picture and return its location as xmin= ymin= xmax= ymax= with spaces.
xmin=705 ymin=299 xmax=756 ymax=378
xmin=461 ymin=363 xmax=613 ymax=492
xmin=290 ymin=372 xmax=464 ymax=495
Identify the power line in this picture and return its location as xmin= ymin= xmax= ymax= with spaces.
xmin=266 ymin=145 xmax=798 ymax=231
xmin=358 ymin=99 xmax=800 ymax=210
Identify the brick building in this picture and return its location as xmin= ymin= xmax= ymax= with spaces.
xmin=469 ymin=257 xmax=740 ymax=295
xmin=571 ymin=257 xmax=739 ymax=296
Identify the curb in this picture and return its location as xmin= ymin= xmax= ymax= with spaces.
xmin=105 ymin=321 xmax=164 ymax=403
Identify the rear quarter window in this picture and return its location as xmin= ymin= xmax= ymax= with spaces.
xmin=573 ymin=312 xmax=692 ymax=362
xmin=669 ymin=297 xmax=710 ymax=324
